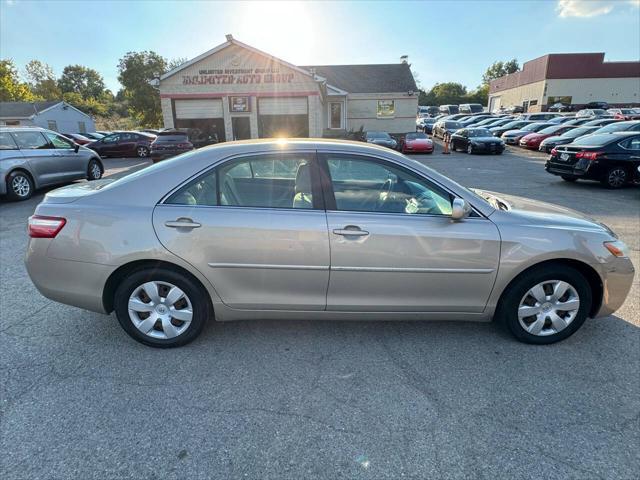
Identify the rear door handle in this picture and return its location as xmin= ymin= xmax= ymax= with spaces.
xmin=165 ymin=218 xmax=201 ymax=229
xmin=333 ymin=227 xmax=369 ymax=237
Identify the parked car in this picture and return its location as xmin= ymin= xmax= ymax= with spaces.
xmin=62 ymin=133 xmax=92 ymax=145
xmin=518 ymin=125 xmax=576 ymax=150
xmin=439 ymin=104 xmax=459 ymax=115
xmin=502 ymin=122 xmax=554 ymax=145
xmin=581 ymin=118 xmax=620 ymax=127
xmin=481 ymin=118 xmax=517 ymax=129
xmin=87 ymin=131 xmax=156 ymax=158
xmin=459 ymin=103 xmax=484 ymax=114
xmin=538 ymin=126 xmax=599 ymax=153
xmin=432 ymin=120 xmax=462 ymax=139
xmin=0 ymin=127 xmax=103 ymax=201
xmin=591 ymin=120 xmax=640 ymax=135
xmin=517 ymin=113 xmax=561 ymax=121
xmin=575 ymin=109 xmax=609 ymax=118
xmin=439 ymin=114 xmax=469 ymax=122
xmin=585 ymin=102 xmax=610 ymax=110
xmin=548 ymin=103 xmax=573 ymax=112
xmin=80 ymin=132 xmax=105 ymax=141
xmin=546 ymin=132 xmax=640 ymax=188
xmin=399 ymin=132 xmax=434 ymax=154
xmin=365 ymin=131 xmax=397 ymax=149
xmin=547 ymin=116 xmax=576 ymax=124
xmin=607 ymin=108 xmax=640 ymax=121
xmin=24 ymin=138 xmax=634 ymax=347
xmin=418 ymin=106 xmax=440 ymax=117
xmin=416 ymin=117 xmax=437 ymax=134
xmin=474 ymin=117 xmax=505 ymax=127
xmin=449 ymin=128 xmax=505 ymax=155
xmin=150 ymin=130 xmax=195 ymax=162
xmin=457 ymin=115 xmax=494 ymax=127
xmin=489 ymin=120 xmax=534 ymax=137
xmin=564 ymin=118 xmax=596 ymax=127
xmin=504 ymin=105 xmax=524 ymax=114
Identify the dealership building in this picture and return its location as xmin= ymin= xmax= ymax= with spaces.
xmin=156 ymin=35 xmax=418 ymax=141
xmin=488 ymin=53 xmax=640 ymax=113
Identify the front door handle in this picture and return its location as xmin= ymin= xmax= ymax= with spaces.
xmin=165 ymin=218 xmax=201 ymax=229
xmin=333 ymin=226 xmax=369 ymax=237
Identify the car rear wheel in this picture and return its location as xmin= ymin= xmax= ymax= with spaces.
xmin=87 ymin=159 xmax=103 ymax=180
xmin=6 ymin=170 xmax=34 ymax=201
xmin=136 ymin=146 xmax=149 ymax=158
xmin=601 ymin=167 xmax=627 ymax=189
xmin=497 ymin=265 xmax=591 ymax=344
xmin=114 ymin=268 xmax=210 ymax=348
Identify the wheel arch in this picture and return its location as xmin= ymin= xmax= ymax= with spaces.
xmin=495 ymin=258 xmax=603 ymax=318
xmin=102 ymin=259 xmax=214 ymax=314
xmin=6 ymin=167 xmax=37 ymax=188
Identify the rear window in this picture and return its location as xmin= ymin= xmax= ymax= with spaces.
xmin=0 ymin=132 xmax=18 ymax=149
xmin=155 ymin=134 xmax=189 ymax=142
xmin=572 ymin=134 xmax=618 ymax=146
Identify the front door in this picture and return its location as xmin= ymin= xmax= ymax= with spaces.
xmin=42 ymin=131 xmax=86 ymax=179
xmin=153 ymin=151 xmax=329 ymax=310
xmin=232 ymin=117 xmax=251 ymax=140
xmin=320 ymin=153 xmax=501 ymax=312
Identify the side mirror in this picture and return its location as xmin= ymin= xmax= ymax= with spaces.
xmin=451 ymin=197 xmax=471 ymax=220
xmin=74 ymin=144 xmax=80 ymax=153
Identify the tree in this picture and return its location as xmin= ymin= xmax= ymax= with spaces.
xmin=58 ymin=65 xmax=107 ymax=99
xmin=167 ymin=57 xmax=188 ymax=72
xmin=24 ymin=60 xmax=61 ymax=100
xmin=482 ymin=59 xmax=519 ymax=84
xmin=422 ymin=82 xmax=468 ymax=106
xmin=0 ymin=59 xmax=36 ymax=102
xmin=117 ymin=51 xmax=167 ymax=127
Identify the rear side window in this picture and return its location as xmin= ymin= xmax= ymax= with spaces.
xmin=12 ymin=131 xmax=50 ymax=149
xmin=619 ymin=137 xmax=640 ymax=150
xmin=166 ymin=170 xmax=218 ymax=206
xmin=0 ymin=132 xmax=18 ymax=150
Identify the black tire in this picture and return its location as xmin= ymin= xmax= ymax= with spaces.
xmin=6 ymin=170 xmax=34 ymax=201
xmin=114 ymin=268 xmax=211 ymax=348
xmin=496 ymin=265 xmax=592 ymax=345
xmin=136 ymin=146 xmax=149 ymax=158
xmin=601 ymin=166 xmax=628 ymax=189
xmin=561 ymin=175 xmax=577 ymax=182
xmin=87 ymin=159 xmax=103 ymax=180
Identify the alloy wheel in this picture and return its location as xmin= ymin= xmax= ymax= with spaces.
xmin=517 ymin=280 xmax=580 ymax=336
xmin=607 ymin=168 xmax=626 ymax=188
xmin=90 ymin=163 xmax=102 ymax=180
xmin=467 ymin=144 xmax=473 ymax=154
xmin=11 ymin=175 xmax=31 ymax=198
xmin=137 ymin=147 xmax=148 ymax=157
xmin=128 ymin=281 xmax=193 ymax=339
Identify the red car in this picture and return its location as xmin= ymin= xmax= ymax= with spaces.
xmin=519 ymin=125 xmax=575 ymax=150
xmin=609 ymin=108 xmax=640 ymax=121
xmin=401 ymin=132 xmax=434 ymax=154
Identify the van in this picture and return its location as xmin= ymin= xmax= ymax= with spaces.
xmin=459 ymin=104 xmax=484 ymax=114
xmin=439 ymin=105 xmax=459 ymax=115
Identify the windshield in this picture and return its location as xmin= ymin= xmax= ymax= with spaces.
xmin=445 ymin=121 xmax=461 ymax=129
xmin=595 ymin=122 xmax=631 ymax=133
xmin=367 ymin=132 xmax=390 ymax=139
xmin=406 ymin=133 xmax=428 ymax=140
xmin=572 ymin=134 xmax=617 ymax=146
xmin=522 ymin=123 xmax=551 ymax=132
xmin=500 ymin=121 xmax=527 ymax=129
xmin=467 ymin=129 xmax=492 ymax=137
xmin=538 ymin=125 xmax=565 ymax=135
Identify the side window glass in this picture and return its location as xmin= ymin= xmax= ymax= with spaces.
xmin=218 ymin=154 xmax=313 ymax=209
xmin=326 ymin=155 xmax=453 ymax=216
xmin=103 ymin=134 xmax=119 ymax=143
xmin=12 ymin=132 xmax=50 ymax=149
xmin=621 ymin=138 xmax=640 ymax=150
xmin=44 ymin=132 xmax=74 ymax=149
xmin=166 ymin=170 xmax=217 ymax=206
xmin=0 ymin=132 xmax=19 ymax=150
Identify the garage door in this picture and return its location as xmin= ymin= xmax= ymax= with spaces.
xmin=175 ymin=99 xmax=223 ymax=119
xmin=258 ymin=97 xmax=308 ymax=115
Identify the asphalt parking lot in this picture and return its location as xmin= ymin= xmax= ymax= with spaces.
xmin=1 ymin=146 xmax=638 ymax=479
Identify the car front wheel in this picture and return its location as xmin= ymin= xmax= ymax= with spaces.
xmin=497 ymin=265 xmax=591 ymax=344
xmin=114 ymin=268 xmax=210 ymax=348
xmin=6 ymin=170 xmax=34 ymax=201
xmin=87 ymin=159 xmax=103 ymax=180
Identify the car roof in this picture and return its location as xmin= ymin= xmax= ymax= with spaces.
xmin=0 ymin=126 xmax=48 ymax=133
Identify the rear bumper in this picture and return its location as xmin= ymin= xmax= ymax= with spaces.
xmin=25 ymin=238 xmax=112 ymax=314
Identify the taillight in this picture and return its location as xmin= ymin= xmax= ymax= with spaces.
xmin=550 ymin=148 xmax=558 ymax=155
xmin=176 ymin=142 xmax=192 ymax=148
xmin=28 ymin=215 xmax=66 ymax=238
xmin=576 ymin=151 xmax=603 ymax=161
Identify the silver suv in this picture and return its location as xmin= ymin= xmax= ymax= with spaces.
xmin=0 ymin=127 xmax=104 ymax=201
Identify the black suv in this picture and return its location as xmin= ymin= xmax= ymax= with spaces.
xmin=546 ymin=132 xmax=640 ymax=188
xmin=150 ymin=130 xmax=195 ymax=162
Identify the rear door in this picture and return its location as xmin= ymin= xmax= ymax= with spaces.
xmin=153 ymin=151 xmax=330 ymax=310
xmin=11 ymin=131 xmax=61 ymax=186
xmin=319 ymin=152 xmax=501 ymax=312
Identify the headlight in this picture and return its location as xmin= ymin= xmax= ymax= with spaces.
xmin=604 ymin=240 xmax=629 ymax=258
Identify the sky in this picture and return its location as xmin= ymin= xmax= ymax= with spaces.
xmin=1 ymin=0 xmax=639 ymax=93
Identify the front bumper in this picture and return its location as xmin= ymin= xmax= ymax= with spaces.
xmin=594 ymin=256 xmax=635 ymax=317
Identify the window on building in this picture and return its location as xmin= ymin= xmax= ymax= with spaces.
xmin=47 ymin=120 xmax=58 ymax=131
xmin=329 ymin=102 xmax=342 ymax=129
xmin=529 ymin=100 xmax=538 ymax=106
xmin=78 ymin=121 xmax=86 ymax=133
xmin=377 ymin=100 xmax=395 ymax=118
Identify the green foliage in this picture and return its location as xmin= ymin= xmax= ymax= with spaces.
xmin=117 ymin=51 xmax=167 ymax=127
xmin=24 ymin=60 xmax=61 ymax=100
xmin=0 ymin=59 xmax=36 ymax=102
xmin=419 ymin=82 xmax=469 ymax=106
xmin=482 ymin=59 xmax=519 ymax=84
xmin=58 ymin=65 xmax=107 ymax=98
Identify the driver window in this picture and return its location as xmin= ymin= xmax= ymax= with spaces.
xmin=103 ymin=134 xmax=119 ymax=143
xmin=326 ymin=155 xmax=453 ymax=215
xmin=44 ymin=132 xmax=74 ymax=149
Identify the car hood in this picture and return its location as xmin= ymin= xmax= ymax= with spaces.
xmin=502 ymin=129 xmax=526 ymax=137
xmin=479 ymin=190 xmax=614 ymax=235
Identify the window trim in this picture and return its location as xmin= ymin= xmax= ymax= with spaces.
xmin=161 ymin=151 xmax=325 ymax=211
xmin=317 ymin=152 xmax=476 ymax=218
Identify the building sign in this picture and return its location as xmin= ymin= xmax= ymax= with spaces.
xmin=183 ymin=67 xmax=295 ymax=85
xmin=377 ymin=100 xmax=395 ymax=118
xmin=229 ymin=96 xmax=250 ymax=112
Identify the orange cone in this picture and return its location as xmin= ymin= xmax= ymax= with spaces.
xmin=442 ymin=133 xmax=450 ymax=154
